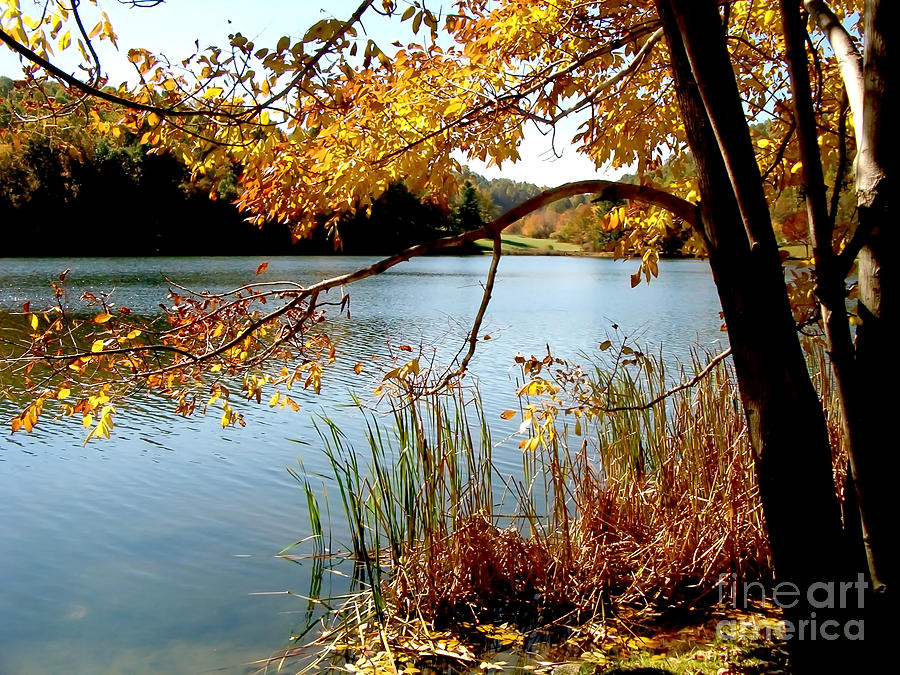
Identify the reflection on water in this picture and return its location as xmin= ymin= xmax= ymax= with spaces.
xmin=0 ymin=256 xmax=725 ymax=674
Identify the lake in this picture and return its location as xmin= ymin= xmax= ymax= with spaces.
xmin=0 ymin=256 xmax=726 ymax=674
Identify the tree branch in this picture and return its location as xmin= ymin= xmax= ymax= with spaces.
xmin=428 ymin=232 xmax=503 ymax=392
xmin=0 ymin=27 xmax=214 ymax=118
xmin=804 ymin=0 xmax=883 ymax=200
xmin=603 ymin=347 xmax=733 ymax=412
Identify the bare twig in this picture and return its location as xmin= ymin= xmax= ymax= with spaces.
xmin=603 ymin=347 xmax=733 ymax=412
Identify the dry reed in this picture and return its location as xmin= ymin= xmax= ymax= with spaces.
xmin=280 ymin=339 xmax=844 ymax=671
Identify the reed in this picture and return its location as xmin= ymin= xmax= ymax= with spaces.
xmin=284 ymin=339 xmax=843 ymax=671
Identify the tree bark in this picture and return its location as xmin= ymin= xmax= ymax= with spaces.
xmin=656 ymin=1 xmax=850 ymax=670
xmin=854 ymin=0 xmax=893 ymax=619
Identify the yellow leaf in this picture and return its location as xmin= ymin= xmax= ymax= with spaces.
xmin=93 ymin=313 xmax=113 ymax=324
xmin=59 ymin=30 xmax=71 ymax=50
xmin=444 ymin=100 xmax=465 ymax=116
xmin=57 ymin=387 xmax=70 ymax=400
xmin=791 ymin=161 xmax=803 ymax=174
xmin=126 ymin=329 xmax=142 ymax=339
xmin=91 ymin=339 xmax=105 ymax=353
xmin=29 ymin=314 xmax=38 ymax=330
xmin=268 ymin=392 xmax=280 ymax=407
xmin=204 ymin=86 xmax=224 ymax=99
xmin=500 ymin=410 xmax=517 ymax=420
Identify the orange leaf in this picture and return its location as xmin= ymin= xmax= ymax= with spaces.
xmin=353 ymin=362 xmax=363 ymax=375
xmin=93 ymin=313 xmax=113 ymax=324
xmin=500 ymin=410 xmax=517 ymax=420
xmin=256 ymin=261 xmax=269 ymax=275
xmin=398 ymin=345 xmax=413 ymax=352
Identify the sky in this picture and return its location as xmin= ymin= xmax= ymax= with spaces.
xmin=1 ymin=0 xmax=621 ymax=185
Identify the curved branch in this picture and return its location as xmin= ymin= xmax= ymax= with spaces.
xmin=11 ymin=181 xmax=695 ymax=395
xmin=299 ymin=180 xmax=700 ymax=298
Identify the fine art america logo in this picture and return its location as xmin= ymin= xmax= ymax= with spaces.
xmin=716 ymin=573 xmax=868 ymax=641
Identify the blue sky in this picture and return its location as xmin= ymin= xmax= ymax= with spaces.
xmin=1 ymin=0 xmax=619 ymax=185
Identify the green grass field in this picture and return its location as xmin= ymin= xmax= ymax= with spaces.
xmin=473 ymin=233 xmax=584 ymax=254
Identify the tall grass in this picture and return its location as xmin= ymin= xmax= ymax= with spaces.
xmin=285 ymin=340 xmax=843 ymax=669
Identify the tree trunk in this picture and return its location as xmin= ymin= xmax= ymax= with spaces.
xmin=656 ymin=1 xmax=851 ymax=670
xmin=852 ymin=0 xmax=893 ymax=632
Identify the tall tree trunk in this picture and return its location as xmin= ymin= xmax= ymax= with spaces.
xmin=785 ymin=0 xmax=893 ymax=650
xmin=656 ymin=1 xmax=850 ymax=670
xmin=853 ymin=0 xmax=893 ymax=625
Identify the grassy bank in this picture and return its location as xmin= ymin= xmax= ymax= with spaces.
xmin=474 ymin=234 xmax=810 ymax=260
xmin=276 ymin=340 xmax=841 ymax=673
xmin=473 ymin=234 xmax=589 ymax=255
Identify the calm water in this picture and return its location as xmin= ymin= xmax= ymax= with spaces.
xmin=0 ymin=256 xmax=725 ymax=674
